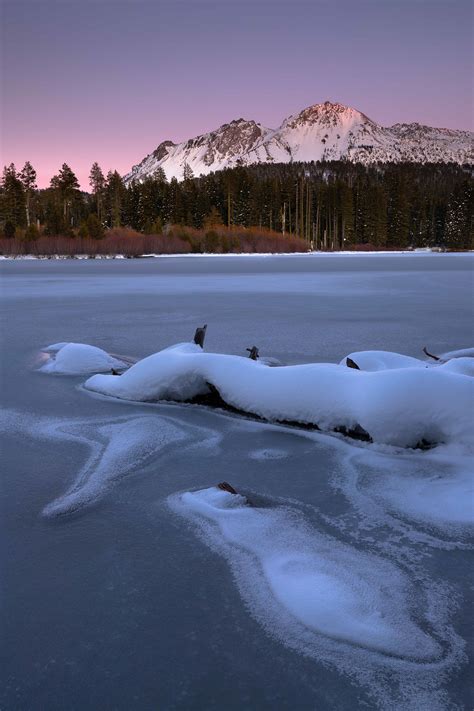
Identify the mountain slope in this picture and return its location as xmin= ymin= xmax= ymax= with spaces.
xmin=124 ymin=101 xmax=473 ymax=183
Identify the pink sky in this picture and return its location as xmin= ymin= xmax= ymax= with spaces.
xmin=2 ymin=0 xmax=472 ymax=189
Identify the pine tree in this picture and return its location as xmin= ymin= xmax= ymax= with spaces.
xmin=339 ymin=182 xmax=354 ymax=248
xmin=19 ymin=161 xmax=37 ymax=226
xmin=51 ymin=163 xmax=81 ymax=227
xmin=182 ymin=163 xmax=194 ymax=181
xmin=105 ymin=171 xmax=126 ymax=227
xmin=445 ymin=180 xmax=473 ymax=250
xmin=387 ymin=169 xmax=410 ymax=248
xmin=89 ymin=162 xmax=106 ymax=221
xmin=86 ymin=213 xmax=105 ymax=240
xmin=1 ymin=164 xmax=26 ymax=228
xmin=203 ymin=206 xmax=224 ymax=228
xmin=3 ymin=220 xmax=15 ymax=238
xmin=152 ymin=167 xmax=167 ymax=183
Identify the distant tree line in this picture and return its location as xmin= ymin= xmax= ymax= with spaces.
xmin=1 ymin=159 xmax=472 ymax=250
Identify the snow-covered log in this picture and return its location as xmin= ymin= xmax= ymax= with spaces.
xmin=84 ymin=343 xmax=474 ymax=448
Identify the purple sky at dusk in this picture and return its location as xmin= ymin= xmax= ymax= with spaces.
xmin=1 ymin=0 xmax=472 ymax=189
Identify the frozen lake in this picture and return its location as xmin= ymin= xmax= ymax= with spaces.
xmin=1 ymin=254 xmax=473 ymax=710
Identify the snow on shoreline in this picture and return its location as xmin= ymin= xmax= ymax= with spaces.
xmin=1 ymin=250 xmax=472 ymax=261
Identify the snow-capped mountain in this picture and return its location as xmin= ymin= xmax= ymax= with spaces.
xmin=124 ymin=101 xmax=473 ymax=183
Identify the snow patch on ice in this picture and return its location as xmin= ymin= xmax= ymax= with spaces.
xmin=43 ymin=416 xmax=187 ymax=516
xmin=343 ymin=444 xmax=474 ymax=537
xmin=0 ymin=408 xmax=213 ymax=515
xmin=169 ymin=486 xmax=462 ymax=709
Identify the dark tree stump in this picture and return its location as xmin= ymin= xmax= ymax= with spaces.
xmin=346 ymin=357 xmax=360 ymax=370
xmin=246 ymin=346 xmax=259 ymax=360
xmin=193 ymin=324 xmax=207 ymax=348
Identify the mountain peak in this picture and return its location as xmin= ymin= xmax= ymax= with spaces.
xmin=124 ymin=102 xmax=473 ymax=183
xmin=285 ymin=101 xmax=371 ymax=128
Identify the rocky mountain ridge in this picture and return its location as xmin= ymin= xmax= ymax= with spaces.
xmin=124 ymin=101 xmax=473 ymax=183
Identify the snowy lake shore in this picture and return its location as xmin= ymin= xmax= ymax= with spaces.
xmin=1 ymin=248 xmax=471 ymax=260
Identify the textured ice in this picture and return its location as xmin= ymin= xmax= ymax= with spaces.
xmin=169 ymin=486 xmax=463 ymax=709
xmin=344 ymin=444 xmax=474 ymax=536
xmin=170 ymin=487 xmax=442 ymax=658
xmin=43 ymin=416 xmax=187 ymax=516
xmin=249 ymin=448 xmax=288 ymax=460
xmin=40 ymin=342 xmax=127 ymax=375
xmin=0 ymin=408 xmax=199 ymax=515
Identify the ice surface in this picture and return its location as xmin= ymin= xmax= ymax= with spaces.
xmin=2 ymin=255 xmax=473 ymax=711
xmin=40 ymin=342 xmax=127 ymax=375
xmin=249 ymin=448 xmax=288 ymax=460
xmin=84 ymin=343 xmax=474 ymax=448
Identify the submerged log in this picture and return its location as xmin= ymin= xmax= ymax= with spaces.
xmin=246 ymin=346 xmax=259 ymax=360
xmin=217 ymin=481 xmax=252 ymax=506
xmin=217 ymin=481 xmax=239 ymax=495
xmin=346 ymin=357 xmax=360 ymax=370
xmin=193 ymin=324 xmax=207 ymax=349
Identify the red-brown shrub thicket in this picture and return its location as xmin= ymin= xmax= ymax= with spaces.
xmin=0 ymin=226 xmax=309 ymax=257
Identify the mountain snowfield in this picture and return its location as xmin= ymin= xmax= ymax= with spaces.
xmin=124 ymin=101 xmax=473 ymax=183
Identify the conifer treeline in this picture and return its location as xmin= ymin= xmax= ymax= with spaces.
xmin=1 ymin=160 xmax=472 ymax=250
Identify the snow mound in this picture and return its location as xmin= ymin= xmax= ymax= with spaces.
xmin=42 ymin=341 xmax=70 ymax=353
xmin=340 ymin=349 xmax=474 ymax=377
xmin=84 ymin=343 xmax=474 ymax=447
xmin=437 ymin=357 xmax=474 ymax=377
xmin=340 ymin=350 xmax=427 ymax=371
xmin=441 ymin=347 xmax=474 ymax=360
xmin=169 ymin=486 xmax=441 ymax=660
xmin=40 ymin=342 xmax=127 ymax=375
